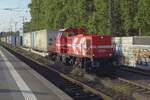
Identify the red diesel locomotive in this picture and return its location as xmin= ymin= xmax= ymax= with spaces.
xmin=49 ymin=27 xmax=115 ymax=72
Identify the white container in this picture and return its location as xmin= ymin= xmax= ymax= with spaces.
xmin=6 ymin=36 xmax=11 ymax=44
xmin=23 ymin=32 xmax=32 ymax=48
xmin=33 ymin=29 xmax=59 ymax=52
xmin=133 ymin=36 xmax=150 ymax=45
xmin=113 ymin=37 xmax=133 ymax=44
xmin=115 ymin=44 xmax=133 ymax=55
xmin=115 ymin=44 xmax=150 ymax=67
xmin=1 ymin=37 xmax=6 ymax=42
xmin=113 ymin=36 xmax=150 ymax=68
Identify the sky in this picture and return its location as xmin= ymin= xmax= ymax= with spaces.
xmin=0 ymin=0 xmax=31 ymax=32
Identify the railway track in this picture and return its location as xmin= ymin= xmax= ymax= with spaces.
xmin=115 ymin=77 xmax=150 ymax=99
xmin=2 ymin=44 xmax=112 ymax=100
xmin=117 ymin=66 xmax=150 ymax=88
xmin=117 ymin=77 xmax=150 ymax=92
xmin=119 ymin=66 xmax=150 ymax=77
xmin=112 ymin=67 xmax=150 ymax=99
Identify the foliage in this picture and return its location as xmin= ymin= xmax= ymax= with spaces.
xmin=25 ymin=0 xmax=150 ymax=36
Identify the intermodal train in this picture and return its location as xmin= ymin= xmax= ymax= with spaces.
xmin=0 ymin=27 xmax=116 ymax=72
xmin=1 ymin=28 xmax=150 ymax=72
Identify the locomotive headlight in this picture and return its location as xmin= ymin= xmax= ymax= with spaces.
xmin=109 ymin=53 xmax=112 ymax=56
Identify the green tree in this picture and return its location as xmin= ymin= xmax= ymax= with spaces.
xmin=120 ymin=0 xmax=139 ymax=36
xmin=26 ymin=0 xmax=150 ymax=36
xmin=87 ymin=0 xmax=109 ymax=34
xmin=135 ymin=0 xmax=150 ymax=36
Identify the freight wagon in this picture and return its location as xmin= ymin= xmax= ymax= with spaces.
xmin=31 ymin=29 xmax=59 ymax=52
xmin=6 ymin=35 xmax=11 ymax=44
xmin=113 ymin=36 xmax=150 ymax=69
xmin=0 ymin=37 xmax=6 ymax=43
xmin=0 ymin=34 xmax=22 ymax=46
xmin=22 ymin=32 xmax=32 ymax=48
xmin=11 ymin=35 xmax=16 ymax=46
xmin=16 ymin=36 xmax=23 ymax=46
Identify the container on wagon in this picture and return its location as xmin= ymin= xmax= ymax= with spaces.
xmin=16 ymin=36 xmax=23 ymax=46
xmin=6 ymin=35 xmax=11 ymax=44
xmin=1 ymin=37 xmax=6 ymax=42
xmin=31 ymin=32 xmax=38 ymax=49
xmin=113 ymin=37 xmax=150 ymax=68
xmin=22 ymin=32 xmax=32 ymax=48
xmin=16 ymin=36 xmax=19 ymax=46
xmin=113 ymin=37 xmax=133 ymax=45
xmin=6 ymin=36 xmax=9 ymax=44
xmin=11 ymin=35 xmax=16 ymax=46
xmin=113 ymin=36 xmax=150 ymax=45
xmin=133 ymin=36 xmax=150 ymax=45
xmin=33 ymin=29 xmax=59 ymax=52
